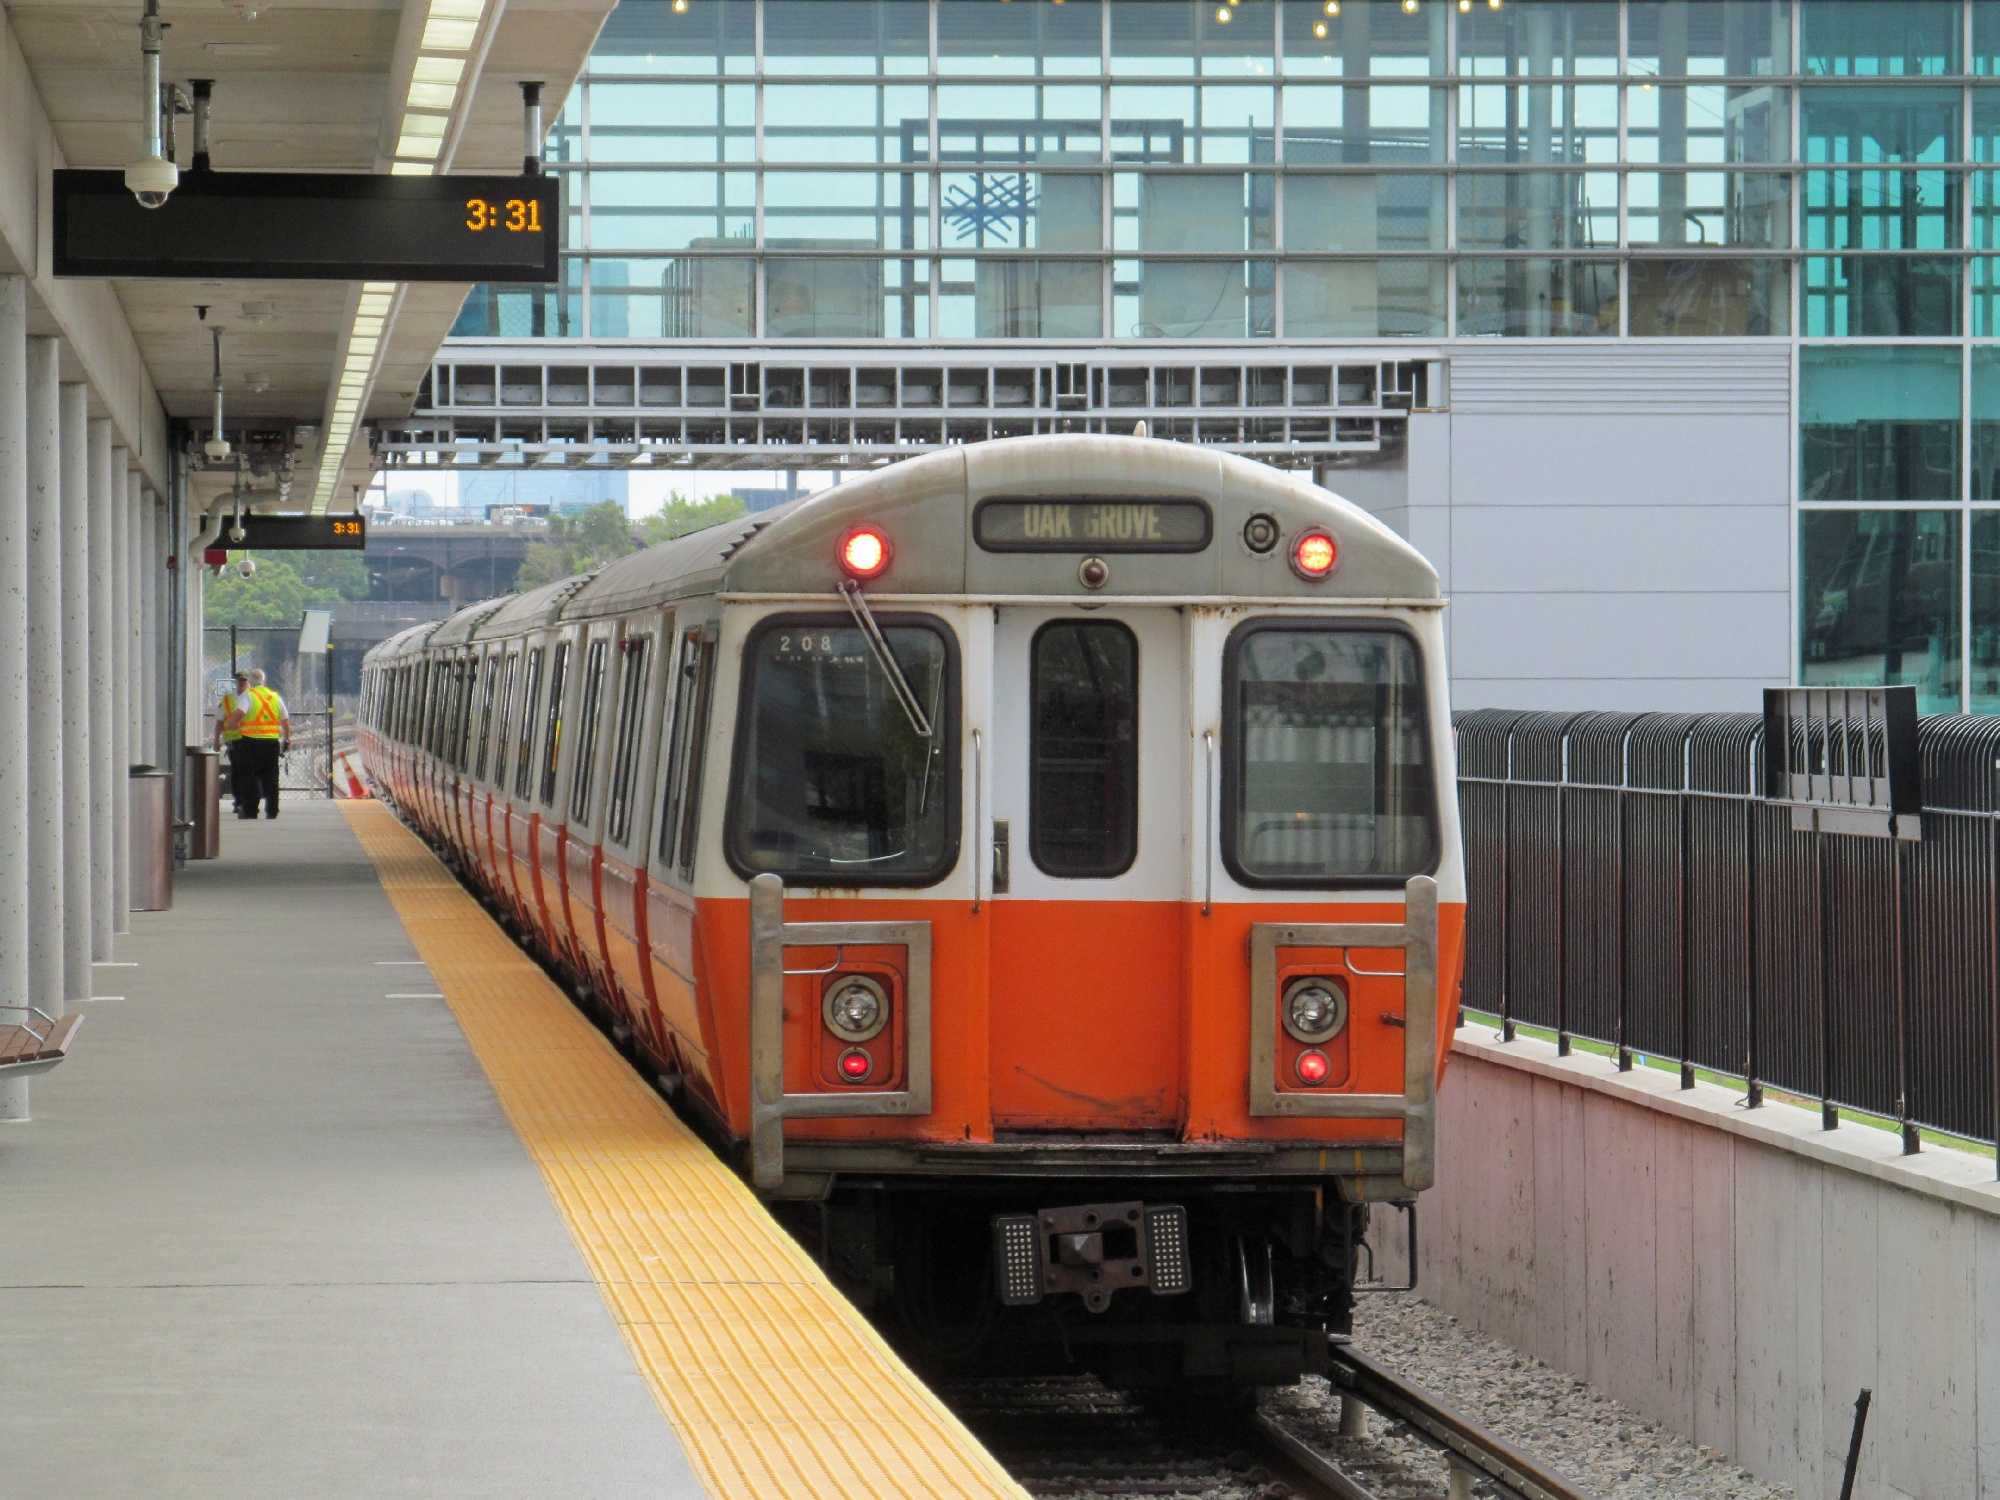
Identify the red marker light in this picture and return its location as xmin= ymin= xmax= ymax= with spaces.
xmin=1295 ymin=1049 xmax=1331 ymax=1086
xmin=1292 ymin=531 xmax=1338 ymax=580
xmin=839 ymin=526 xmax=891 ymax=580
xmin=838 ymin=1047 xmax=874 ymax=1081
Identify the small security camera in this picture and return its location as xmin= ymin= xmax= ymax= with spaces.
xmin=237 ymin=557 xmax=256 ymax=579
xmin=227 ymin=522 xmax=246 ymax=544
xmin=203 ymin=436 xmax=232 ymax=462
xmin=125 ymin=154 xmax=179 ymax=209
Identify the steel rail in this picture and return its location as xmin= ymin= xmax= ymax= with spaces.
xmin=1330 ymin=1346 xmax=1594 ymax=1500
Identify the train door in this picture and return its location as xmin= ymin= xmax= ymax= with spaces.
xmin=984 ymin=607 xmax=1188 ymax=1131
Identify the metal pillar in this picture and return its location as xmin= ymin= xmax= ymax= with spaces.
xmin=111 ymin=454 xmax=132 ymax=932
xmin=87 ymin=419 xmax=115 ymax=959
xmin=0 ymin=280 xmax=29 ymax=1121
xmin=24 ymin=337 xmax=63 ymax=1017
xmin=138 ymin=488 xmax=157 ymax=768
xmin=58 ymin=383 xmax=91 ymax=1002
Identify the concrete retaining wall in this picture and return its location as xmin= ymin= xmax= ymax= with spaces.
xmin=1374 ymin=1030 xmax=2000 ymax=1500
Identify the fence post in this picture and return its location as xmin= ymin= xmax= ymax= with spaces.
xmin=1554 ymin=766 xmax=1568 ymax=1059
xmin=1500 ymin=729 xmax=1515 ymax=1043
xmin=1891 ymin=837 xmax=1919 ymax=1154
xmin=1679 ymin=755 xmax=1695 ymax=1090
xmin=1990 ymin=815 xmax=1998 ymax=1181
xmin=1615 ymin=777 xmax=1630 ymax=1072
xmin=1744 ymin=794 xmax=1763 ymax=1110
xmin=1819 ymin=831 xmax=1838 ymax=1131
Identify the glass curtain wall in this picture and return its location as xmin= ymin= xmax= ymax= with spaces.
xmin=441 ymin=0 xmax=2000 ymax=713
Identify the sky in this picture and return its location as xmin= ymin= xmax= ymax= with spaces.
xmin=373 ymin=467 xmax=842 ymax=518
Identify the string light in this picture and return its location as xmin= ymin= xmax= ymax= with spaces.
xmin=1313 ymin=19 xmax=1328 ymax=37
xmin=1402 ymin=0 xmax=1420 ymax=13
xmin=1459 ymin=0 xmax=1472 ymax=11
xmin=670 ymin=0 xmax=687 ymax=12
xmin=1215 ymin=4 xmax=1231 ymax=20
xmin=1325 ymin=0 xmax=1340 ymax=13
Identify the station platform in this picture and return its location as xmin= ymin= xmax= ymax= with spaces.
xmin=1 ymin=800 xmax=1022 ymax=1499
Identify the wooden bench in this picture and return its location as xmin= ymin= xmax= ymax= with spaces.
xmin=0 ymin=1006 xmax=83 ymax=1078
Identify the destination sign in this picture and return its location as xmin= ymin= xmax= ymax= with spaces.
xmin=974 ymin=497 xmax=1212 ymax=554
xmin=52 ymin=171 xmax=559 ymax=283
xmin=229 ymin=515 xmax=367 ymax=551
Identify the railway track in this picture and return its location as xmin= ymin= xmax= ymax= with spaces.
xmin=946 ymin=1347 xmax=1593 ymax=1500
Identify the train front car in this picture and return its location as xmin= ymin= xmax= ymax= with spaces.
xmin=701 ymin=435 xmax=1464 ymax=1393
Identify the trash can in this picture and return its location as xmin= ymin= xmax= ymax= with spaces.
xmin=185 ymin=747 xmax=220 ymax=860
xmin=129 ymin=765 xmax=173 ymax=912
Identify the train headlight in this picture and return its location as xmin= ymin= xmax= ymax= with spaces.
xmin=1283 ymin=977 xmax=1347 ymax=1044
xmin=823 ymin=975 xmax=890 ymax=1042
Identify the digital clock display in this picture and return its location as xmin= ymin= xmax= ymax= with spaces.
xmin=331 ymin=519 xmax=365 ymax=538
xmin=227 ymin=515 xmax=369 ymax=551
xmin=53 ymin=171 xmax=560 ymax=283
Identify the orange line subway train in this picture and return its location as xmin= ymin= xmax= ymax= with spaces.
xmin=359 ymin=433 xmax=1465 ymax=1392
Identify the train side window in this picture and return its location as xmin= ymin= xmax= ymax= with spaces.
xmin=1030 ymin=620 xmax=1139 ymax=879
xmin=1222 ymin=623 xmax=1438 ymax=886
xmin=457 ymin=660 xmax=479 ymax=772
xmin=514 ymin=648 xmax=545 ymax=801
xmin=675 ymin=636 xmax=717 ymax=880
xmin=474 ymin=654 xmax=501 ymax=780
xmin=540 ymin=641 xmax=571 ymax=807
xmin=491 ymin=652 xmax=520 ymax=790
xmin=656 ymin=628 xmax=700 ymax=869
xmin=568 ymin=639 xmax=610 ymax=822
xmin=605 ymin=636 xmax=651 ymax=847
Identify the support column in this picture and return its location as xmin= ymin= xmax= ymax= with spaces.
xmin=111 ymin=454 xmax=132 ymax=932
xmin=0 ymin=280 xmax=29 ymax=1121
xmin=87 ymin=419 xmax=114 ymax=958
xmin=138 ymin=488 xmax=156 ymax=767
xmin=25 ymin=337 xmax=63 ymax=1017
xmin=58 ymin=383 xmax=90 ymax=1003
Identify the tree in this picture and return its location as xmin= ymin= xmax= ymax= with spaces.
xmin=637 ymin=492 xmax=748 ymax=547
xmin=203 ymin=548 xmax=367 ymax=628
xmin=514 ymin=500 xmax=642 ymax=589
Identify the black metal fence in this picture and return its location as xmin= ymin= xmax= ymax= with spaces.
xmin=1455 ymin=708 xmax=2000 ymax=1169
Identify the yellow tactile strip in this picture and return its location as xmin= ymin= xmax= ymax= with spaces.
xmin=343 ymin=802 xmax=1026 ymax=1500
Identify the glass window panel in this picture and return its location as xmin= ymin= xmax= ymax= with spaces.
xmin=1456 ymin=83 xmax=1620 ymax=166
xmin=1279 ymin=0 xmax=1444 ymax=79
xmin=938 ymin=0 xmax=1103 ymax=76
xmin=1117 ymin=172 xmax=1274 ymax=252
xmin=1972 ymin=255 xmax=2000 ymax=335
xmin=764 ymin=172 xmax=929 ymax=251
xmin=1627 ymin=1 xmax=1790 ymax=78
xmin=764 ymin=84 xmax=932 ymax=164
xmin=1981 ymin=6 xmax=2000 ymax=78
xmin=588 ymin=257 xmax=753 ymax=339
xmin=1116 ymin=259 xmax=1275 ymax=337
xmin=1031 ymin=622 xmax=1138 ymax=879
xmin=1455 ymin=172 xmax=1618 ymax=251
xmin=1109 ymin=84 xmax=1275 ymax=164
xmin=1110 ymin=0 xmax=1276 ymax=78
xmin=1280 ymin=84 xmax=1445 ymax=164
xmin=1456 ymin=2 xmax=1620 ymax=77
xmin=1283 ymin=173 xmax=1443 ymax=251
xmin=1973 ymin=350 xmax=2000 ymax=500
xmin=1800 ymin=511 xmax=1961 ymax=715
xmin=1456 ymin=258 xmax=1620 ymax=337
xmin=1801 ymin=88 xmax=1959 ymax=163
xmin=939 ymin=258 xmax=1101 ymax=338
xmin=1979 ymin=173 xmax=2000 ymax=249
xmin=938 ymin=85 xmax=1105 ymax=163
xmin=587 ymin=82 xmax=752 ymax=164
xmin=727 ymin=620 xmax=956 ymax=885
xmin=1803 ymin=168 xmax=1960 ymax=250
xmin=1283 ymin=260 xmax=1447 ymax=337
xmin=1627 ymin=259 xmax=1790 ymax=334
xmin=763 ymin=0 xmax=927 ymax=75
xmin=1974 ymin=513 xmax=2000 ymax=710
xmin=1627 ymin=170 xmax=1791 ymax=247
xmin=590 ymin=0 xmax=754 ymax=75
xmin=940 ymin=170 xmax=1103 ymax=251
xmin=1227 ymin=628 xmax=1437 ymax=885
xmin=766 ymin=257 xmax=930 ymax=338
xmin=546 ymin=93 xmax=582 ymax=167
xmin=1800 ymin=346 xmax=1960 ymax=502
xmin=586 ymin=171 xmax=753 ymax=251
xmin=1800 ymin=0 xmax=1959 ymax=78
xmin=1625 ymin=83 xmax=1790 ymax=165
xmin=451 ymin=260 xmax=582 ymax=338
xmin=1803 ymin=255 xmax=1961 ymax=336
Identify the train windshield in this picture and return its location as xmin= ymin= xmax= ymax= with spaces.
xmin=729 ymin=617 xmax=956 ymax=885
xmin=1225 ymin=624 xmax=1437 ymax=886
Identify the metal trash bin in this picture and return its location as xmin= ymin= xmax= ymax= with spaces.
xmin=185 ymin=748 xmax=220 ymax=860
xmin=129 ymin=765 xmax=173 ymax=912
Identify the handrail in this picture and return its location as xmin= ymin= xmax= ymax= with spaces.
xmin=1202 ymin=729 xmax=1215 ymax=916
xmin=0 ymin=1003 xmax=58 ymax=1043
xmin=971 ymin=727 xmax=983 ymax=913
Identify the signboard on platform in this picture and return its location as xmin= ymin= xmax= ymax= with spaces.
xmin=52 ymin=171 xmax=560 ymax=283
xmin=217 ymin=515 xmax=368 ymax=553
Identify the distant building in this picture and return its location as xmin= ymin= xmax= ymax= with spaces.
xmin=460 ymin=469 xmax=629 ymax=518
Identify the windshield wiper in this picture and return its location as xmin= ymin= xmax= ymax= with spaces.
xmin=839 ymin=579 xmax=934 ymax=741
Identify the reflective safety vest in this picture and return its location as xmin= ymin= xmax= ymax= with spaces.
xmin=239 ymin=686 xmax=285 ymax=740
xmin=219 ymin=691 xmax=245 ymax=742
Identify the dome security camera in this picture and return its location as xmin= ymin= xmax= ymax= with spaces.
xmin=203 ymin=436 xmax=232 ymax=462
xmin=237 ymin=556 xmax=256 ymax=579
xmin=125 ymin=154 xmax=179 ymax=209
xmin=227 ymin=521 xmax=246 ymax=543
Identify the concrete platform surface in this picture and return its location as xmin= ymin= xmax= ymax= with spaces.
xmin=0 ymin=802 xmax=703 ymax=1498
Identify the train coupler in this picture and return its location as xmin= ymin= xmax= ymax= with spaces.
xmin=992 ymin=1201 xmax=1191 ymax=1313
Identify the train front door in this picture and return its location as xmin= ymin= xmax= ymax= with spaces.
xmin=984 ymin=606 xmax=1189 ymax=1131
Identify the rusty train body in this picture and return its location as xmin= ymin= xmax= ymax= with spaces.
xmin=359 ymin=434 xmax=1465 ymax=1390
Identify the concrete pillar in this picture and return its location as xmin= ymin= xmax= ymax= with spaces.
xmin=87 ymin=419 xmax=114 ymax=959
xmin=111 ymin=453 xmax=131 ymax=932
xmin=25 ymin=337 xmax=63 ymax=1017
xmin=58 ymin=383 xmax=90 ymax=1003
xmin=0 ymin=279 xmax=30 ymax=1121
